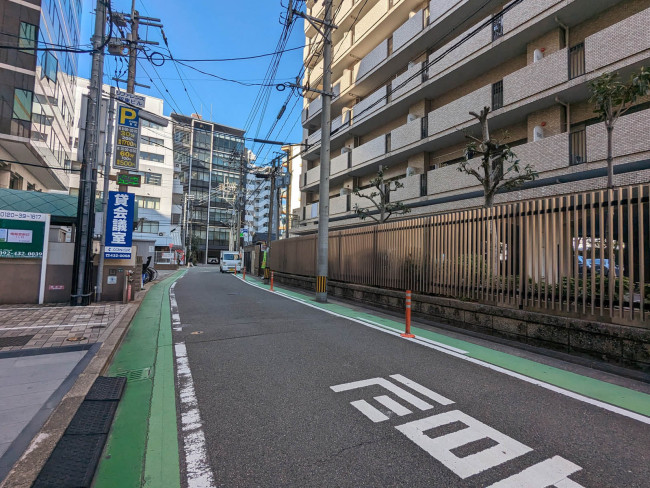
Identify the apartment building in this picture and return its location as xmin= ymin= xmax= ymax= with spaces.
xmin=245 ymin=176 xmax=274 ymax=240
xmin=69 ymin=80 xmax=178 ymax=251
xmin=297 ymin=0 xmax=650 ymax=230
xmin=172 ymin=114 xmax=246 ymax=261
xmin=0 ymin=0 xmax=82 ymax=192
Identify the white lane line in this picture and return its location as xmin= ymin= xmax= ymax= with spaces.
xmin=486 ymin=455 xmax=583 ymax=488
xmin=170 ymin=281 xmax=216 ymax=488
xmin=374 ymin=395 xmax=412 ymax=416
xmin=235 ymin=276 xmax=650 ymax=425
xmin=0 ymin=322 xmax=107 ymax=330
xmin=350 ymin=399 xmax=389 ymax=423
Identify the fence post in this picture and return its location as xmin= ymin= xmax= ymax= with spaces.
xmin=401 ymin=290 xmax=415 ymax=338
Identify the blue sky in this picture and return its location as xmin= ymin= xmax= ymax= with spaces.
xmin=79 ymin=0 xmax=306 ymax=164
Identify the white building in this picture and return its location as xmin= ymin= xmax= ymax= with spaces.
xmin=70 ymin=79 xmax=179 ymax=251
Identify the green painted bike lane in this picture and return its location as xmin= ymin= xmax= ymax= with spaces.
xmin=240 ymin=274 xmax=650 ymax=418
xmin=94 ymin=270 xmax=185 ymax=488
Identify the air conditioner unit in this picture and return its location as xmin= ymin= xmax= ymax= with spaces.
xmin=407 ymin=113 xmax=418 ymax=123
xmin=406 ymin=167 xmax=417 ymax=177
xmin=340 ymin=187 xmax=351 ymax=196
xmin=341 ymin=146 xmax=351 ymax=153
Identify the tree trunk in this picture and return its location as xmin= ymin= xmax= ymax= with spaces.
xmin=606 ymin=125 xmax=614 ymax=189
xmin=484 ymin=190 xmax=494 ymax=209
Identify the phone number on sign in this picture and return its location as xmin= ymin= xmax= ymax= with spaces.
xmin=0 ymin=250 xmax=42 ymax=258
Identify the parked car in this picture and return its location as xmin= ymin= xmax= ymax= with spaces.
xmin=220 ymin=251 xmax=242 ymax=273
xmin=577 ymin=256 xmax=620 ymax=277
xmin=207 ymin=257 xmax=219 ymax=265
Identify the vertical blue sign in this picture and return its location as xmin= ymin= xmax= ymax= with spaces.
xmin=105 ymin=191 xmax=135 ymax=259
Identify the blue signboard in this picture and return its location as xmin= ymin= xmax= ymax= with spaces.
xmin=105 ymin=191 xmax=135 ymax=259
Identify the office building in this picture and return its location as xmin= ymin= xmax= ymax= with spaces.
xmin=0 ymin=0 xmax=82 ymax=192
xmin=298 ymin=0 xmax=650 ymax=230
xmin=172 ymin=114 xmax=246 ymax=262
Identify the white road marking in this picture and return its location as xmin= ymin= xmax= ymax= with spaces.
xmin=237 ymin=276 xmax=650 ymax=425
xmin=396 ymin=410 xmax=533 ymax=479
xmin=486 ymin=456 xmax=584 ymax=487
xmin=374 ymin=395 xmax=412 ymax=416
xmin=350 ymin=400 xmax=389 ymax=422
xmin=0 ymin=323 xmax=106 ymax=330
xmin=356 ymin=318 xmax=468 ymax=354
xmin=390 ymin=374 xmax=455 ymax=405
xmin=331 ymin=377 xmax=450 ymax=410
xmin=170 ymin=281 xmax=216 ymax=488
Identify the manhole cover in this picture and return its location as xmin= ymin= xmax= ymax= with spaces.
xmin=66 ymin=336 xmax=87 ymax=342
xmin=190 ymin=331 xmax=204 ymax=335
xmin=0 ymin=335 xmax=34 ymax=347
xmin=114 ymin=367 xmax=152 ymax=382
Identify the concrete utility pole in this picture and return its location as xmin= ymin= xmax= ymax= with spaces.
xmin=72 ymin=0 xmax=106 ymax=306
xmin=96 ymin=86 xmax=116 ymax=301
xmin=315 ymin=0 xmax=334 ymax=302
xmin=267 ymin=160 xmax=276 ymax=250
xmin=235 ymin=151 xmax=245 ymax=252
xmin=127 ymin=0 xmax=139 ymax=94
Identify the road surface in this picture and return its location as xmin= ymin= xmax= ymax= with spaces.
xmin=171 ymin=268 xmax=650 ymax=488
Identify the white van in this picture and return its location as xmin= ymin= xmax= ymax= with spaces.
xmin=219 ymin=251 xmax=242 ymax=273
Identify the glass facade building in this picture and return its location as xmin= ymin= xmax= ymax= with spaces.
xmin=0 ymin=0 xmax=82 ymax=191
xmin=172 ymin=114 xmax=246 ymax=262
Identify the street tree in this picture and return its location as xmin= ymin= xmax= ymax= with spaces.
xmin=353 ymin=167 xmax=410 ymax=224
xmin=458 ymin=106 xmax=537 ymax=208
xmin=589 ymin=67 xmax=650 ymax=188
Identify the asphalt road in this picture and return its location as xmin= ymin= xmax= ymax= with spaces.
xmin=172 ymin=268 xmax=650 ymax=488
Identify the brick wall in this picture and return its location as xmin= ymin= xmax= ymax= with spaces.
xmin=587 ymin=108 xmax=650 ymax=162
xmin=428 ymin=16 xmax=491 ymax=80
xmin=503 ymin=48 xmax=568 ymax=105
xmin=393 ymin=9 xmax=423 ymax=52
xmin=527 ymin=106 xmax=562 ymax=141
xmin=513 ymin=132 xmax=570 ymax=173
xmin=427 ymin=160 xmax=481 ymax=195
xmin=427 ymin=85 xmax=491 ymax=136
xmin=526 ymin=29 xmax=563 ymax=62
xmin=352 ymin=134 xmax=386 ymax=166
xmin=503 ymin=0 xmax=562 ymax=35
xmin=391 ymin=61 xmax=423 ymax=100
xmin=391 ymin=117 xmax=421 ymax=150
xmin=585 ymin=7 xmax=650 ymax=73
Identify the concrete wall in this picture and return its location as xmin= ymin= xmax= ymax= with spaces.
xmin=391 ymin=117 xmax=422 ymax=150
xmin=0 ymin=260 xmax=41 ymax=304
xmin=352 ymin=134 xmax=386 ymax=166
xmin=353 ymin=85 xmax=389 ymax=124
xmin=427 ymin=85 xmax=491 ymax=136
xmin=503 ymin=48 xmax=568 ymax=105
xmin=391 ymin=62 xmax=423 ymax=100
xmin=331 ymin=151 xmax=350 ymax=174
xmin=429 ymin=0 xmax=463 ymax=24
xmin=330 ymin=194 xmax=349 ymax=215
xmin=357 ymin=39 xmax=389 ymax=81
xmin=502 ymin=0 xmax=562 ymax=35
xmin=391 ymin=174 xmax=421 ymax=201
xmin=393 ymin=10 xmax=423 ymax=52
xmin=272 ymin=272 xmax=650 ymax=371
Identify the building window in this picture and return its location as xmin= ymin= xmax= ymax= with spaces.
xmin=140 ymin=151 xmax=165 ymax=163
xmin=9 ymin=172 xmax=23 ymax=190
xmin=142 ymin=119 xmax=164 ymax=129
xmin=491 ymin=80 xmax=503 ymax=111
xmin=135 ymin=195 xmax=161 ymax=209
xmin=13 ymin=89 xmax=33 ymax=121
xmin=19 ymin=22 xmax=37 ymax=53
xmin=568 ymin=42 xmax=585 ymax=79
xmin=41 ymin=51 xmax=58 ymax=83
xmin=492 ymin=14 xmax=503 ymax=41
xmin=141 ymin=135 xmax=164 ymax=147
xmin=138 ymin=220 xmax=160 ymax=233
xmin=145 ymin=172 xmax=162 ymax=185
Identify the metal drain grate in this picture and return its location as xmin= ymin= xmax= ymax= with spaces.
xmin=65 ymin=401 xmax=118 ymax=435
xmin=0 ymin=335 xmax=34 ymax=347
xmin=85 ymin=376 xmax=126 ymax=401
xmin=32 ymin=434 xmax=107 ymax=488
xmin=114 ymin=367 xmax=152 ymax=382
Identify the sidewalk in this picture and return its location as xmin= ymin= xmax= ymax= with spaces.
xmin=0 ymin=273 xmax=175 ymax=487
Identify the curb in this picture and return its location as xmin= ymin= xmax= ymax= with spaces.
xmin=0 ymin=287 xmax=154 ymax=488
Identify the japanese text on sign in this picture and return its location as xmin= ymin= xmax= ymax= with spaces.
xmin=114 ymin=105 xmax=140 ymax=171
xmin=105 ymin=191 xmax=134 ymax=259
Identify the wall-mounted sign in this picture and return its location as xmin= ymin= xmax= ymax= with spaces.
xmin=107 ymin=276 xmax=117 ymax=285
xmin=113 ymin=104 xmax=140 ymax=171
xmin=117 ymin=173 xmax=141 ymax=187
xmin=48 ymin=285 xmax=65 ymax=290
xmin=0 ymin=210 xmax=47 ymax=259
xmin=105 ymin=191 xmax=135 ymax=260
xmin=115 ymin=90 xmax=146 ymax=108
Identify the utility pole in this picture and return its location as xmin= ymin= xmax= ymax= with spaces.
xmin=72 ymin=0 xmax=106 ymax=306
xmin=127 ymin=0 xmax=139 ymax=94
xmin=266 ymin=159 xmax=276 ymax=249
xmin=95 ymin=86 xmax=116 ymax=301
xmin=315 ymin=0 xmax=334 ymax=302
xmin=235 ymin=151 xmax=245 ymax=252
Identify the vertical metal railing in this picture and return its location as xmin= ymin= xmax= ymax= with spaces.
xmin=269 ymin=185 xmax=650 ymax=326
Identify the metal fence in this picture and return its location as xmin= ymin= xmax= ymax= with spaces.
xmin=270 ymin=186 xmax=650 ymax=326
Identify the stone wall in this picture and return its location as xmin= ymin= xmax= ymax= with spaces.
xmin=272 ymin=272 xmax=650 ymax=371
